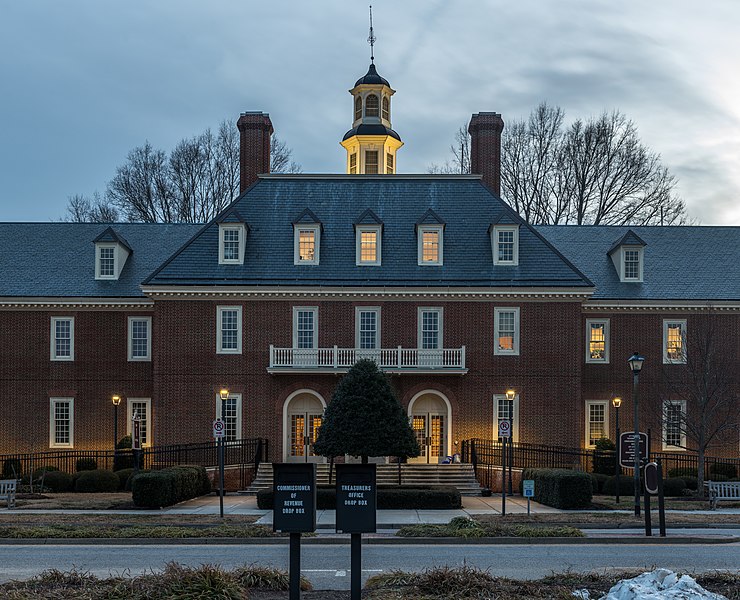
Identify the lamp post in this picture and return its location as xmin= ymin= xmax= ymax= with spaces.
xmin=612 ymin=396 xmax=622 ymax=504
xmin=112 ymin=395 xmax=121 ymax=469
xmin=218 ymin=388 xmax=229 ymax=519
xmin=505 ymin=388 xmax=516 ymax=496
xmin=628 ymin=353 xmax=645 ymax=518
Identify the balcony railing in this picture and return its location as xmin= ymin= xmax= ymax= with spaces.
xmin=268 ymin=345 xmax=467 ymax=374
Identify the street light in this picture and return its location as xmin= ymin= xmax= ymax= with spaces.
xmin=505 ymin=389 xmax=515 ymax=496
xmin=218 ymin=388 xmax=229 ymax=519
xmin=628 ymin=352 xmax=645 ymax=517
xmin=612 ymin=396 xmax=622 ymax=504
xmin=112 ymin=395 xmax=121 ymax=468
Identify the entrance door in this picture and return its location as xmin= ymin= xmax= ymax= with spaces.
xmin=412 ymin=413 xmax=446 ymax=463
xmin=285 ymin=392 xmax=326 ymax=463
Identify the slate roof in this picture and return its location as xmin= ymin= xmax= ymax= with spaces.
xmin=0 ymin=223 xmax=201 ymax=298
xmin=145 ymin=175 xmax=592 ymax=289
xmin=536 ymin=225 xmax=740 ymax=301
xmin=354 ymin=63 xmax=391 ymax=88
xmin=342 ymin=124 xmax=402 ymax=142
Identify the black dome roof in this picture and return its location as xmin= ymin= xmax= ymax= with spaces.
xmin=354 ymin=63 xmax=390 ymax=87
xmin=342 ymin=124 xmax=402 ymax=142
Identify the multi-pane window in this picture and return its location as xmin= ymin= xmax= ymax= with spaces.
xmin=663 ymin=319 xmax=686 ymax=363
xmin=216 ymin=393 xmax=242 ymax=443
xmin=492 ymin=226 xmax=519 ymax=265
xmin=386 ymin=153 xmax=394 ymax=174
xmin=494 ymin=394 xmax=519 ymax=442
xmin=50 ymin=398 xmax=73 ymax=448
xmin=222 ymin=229 xmax=240 ymax=261
xmin=356 ymin=226 xmax=381 ymax=265
xmin=365 ymin=94 xmax=379 ymax=117
xmin=382 ymin=96 xmax=389 ymax=121
xmin=219 ymin=224 xmax=245 ymax=265
xmin=294 ymin=307 xmax=318 ymax=349
xmin=349 ymin=153 xmax=357 ymax=174
xmin=98 ymin=246 xmax=115 ymax=277
xmin=586 ymin=319 xmax=609 ymax=363
xmin=623 ymin=249 xmax=641 ymax=280
xmin=494 ymin=307 xmax=520 ymax=355
xmin=585 ymin=400 xmax=608 ymax=448
xmin=354 ymin=96 xmax=362 ymax=121
xmin=365 ymin=150 xmax=379 ymax=174
xmin=419 ymin=308 xmax=442 ymax=350
xmin=294 ymin=226 xmax=320 ymax=264
xmin=663 ymin=401 xmax=686 ymax=449
xmin=418 ymin=226 xmax=443 ymax=265
xmin=128 ymin=399 xmax=151 ymax=447
xmin=128 ymin=317 xmax=151 ymax=361
xmin=51 ymin=317 xmax=74 ymax=361
xmin=216 ymin=306 xmax=242 ymax=354
xmin=356 ymin=308 xmax=379 ymax=349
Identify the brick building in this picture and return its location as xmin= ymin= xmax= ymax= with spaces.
xmin=1 ymin=61 xmax=738 ymax=462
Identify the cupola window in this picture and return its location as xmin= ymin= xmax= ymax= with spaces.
xmin=386 ymin=153 xmax=394 ymax=174
xmin=355 ymin=96 xmax=363 ymax=121
xmin=365 ymin=150 xmax=379 ymax=174
xmin=382 ymin=96 xmax=389 ymax=121
xmin=365 ymin=94 xmax=379 ymax=117
xmin=349 ymin=153 xmax=357 ymax=174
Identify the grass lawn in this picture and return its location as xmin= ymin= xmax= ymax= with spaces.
xmin=397 ymin=517 xmax=583 ymax=538
xmin=474 ymin=511 xmax=740 ymax=526
xmin=13 ymin=492 xmax=137 ymax=510
xmin=592 ymin=494 xmax=740 ymax=511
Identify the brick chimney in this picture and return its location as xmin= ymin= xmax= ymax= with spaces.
xmin=468 ymin=112 xmax=504 ymax=196
xmin=237 ymin=111 xmax=274 ymax=193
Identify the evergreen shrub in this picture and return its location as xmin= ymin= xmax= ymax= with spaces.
xmin=591 ymin=438 xmax=616 ymax=475
xmin=520 ymin=469 xmax=592 ymax=509
xmin=590 ymin=473 xmax=609 ymax=494
xmin=710 ymin=463 xmax=738 ymax=479
xmin=74 ymin=469 xmax=119 ymax=493
xmin=75 ymin=458 xmax=98 ymax=472
xmin=114 ymin=468 xmax=135 ymax=491
xmin=662 ymin=477 xmax=687 ymax=497
xmin=602 ymin=475 xmax=635 ymax=496
xmin=132 ymin=465 xmax=210 ymax=508
xmin=2 ymin=458 xmax=22 ymax=479
xmin=667 ymin=467 xmax=697 ymax=478
xmin=32 ymin=465 xmax=59 ymax=479
xmin=42 ymin=470 xmax=73 ymax=492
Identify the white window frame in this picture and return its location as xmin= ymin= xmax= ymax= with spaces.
xmin=127 ymin=316 xmax=152 ymax=362
xmin=355 ymin=306 xmax=381 ymax=349
xmin=493 ymin=393 xmax=520 ymax=442
xmin=50 ymin=317 xmax=75 ymax=361
xmin=49 ymin=397 xmax=74 ymax=448
xmin=293 ymin=225 xmax=321 ymax=265
xmin=492 ymin=225 xmax=519 ymax=266
xmin=417 ymin=307 xmax=443 ymax=350
xmin=662 ymin=400 xmax=687 ymax=451
xmin=218 ymin=224 xmax=246 ymax=265
xmin=494 ymin=307 xmax=520 ymax=356
xmin=95 ymin=243 xmax=118 ymax=280
xmin=293 ymin=306 xmax=319 ymax=349
xmin=585 ymin=400 xmax=609 ymax=449
xmin=355 ymin=225 xmax=382 ymax=266
xmin=585 ymin=318 xmax=610 ymax=363
xmin=127 ymin=398 xmax=152 ymax=447
xmin=663 ymin=319 xmax=687 ymax=364
xmin=620 ymin=247 xmax=643 ymax=282
xmin=417 ymin=225 xmax=444 ymax=266
xmin=216 ymin=392 xmax=243 ymax=443
xmin=216 ymin=306 xmax=243 ymax=354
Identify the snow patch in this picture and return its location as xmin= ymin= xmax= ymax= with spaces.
xmin=571 ymin=569 xmax=727 ymax=600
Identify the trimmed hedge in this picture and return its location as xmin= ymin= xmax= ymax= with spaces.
xmin=668 ymin=467 xmax=697 ymax=478
xmin=682 ymin=476 xmax=699 ymax=491
xmin=114 ymin=468 xmax=134 ymax=491
xmin=590 ymin=473 xmax=609 ymax=494
xmin=32 ymin=465 xmax=60 ymax=479
xmin=74 ymin=469 xmax=119 ymax=493
xmin=2 ymin=458 xmax=21 ymax=479
xmin=663 ymin=477 xmax=687 ymax=497
xmin=76 ymin=458 xmax=98 ymax=472
xmin=603 ymin=475 xmax=635 ymax=496
xmin=520 ymin=469 xmax=592 ymax=509
xmin=256 ymin=485 xmax=461 ymax=510
xmin=710 ymin=463 xmax=738 ymax=479
xmin=132 ymin=465 xmax=211 ymax=508
xmin=41 ymin=470 xmax=73 ymax=492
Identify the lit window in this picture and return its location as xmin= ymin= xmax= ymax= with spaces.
xmin=127 ymin=398 xmax=152 ymax=447
xmin=417 ymin=226 xmax=443 ymax=266
xmin=386 ymin=153 xmax=394 ymax=174
xmin=382 ymin=96 xmax=389 ymax=121
xmin=494 ymin=307 xmax=520 ymax=355
xmin=418 ymin=308 xmax=443 ymax=350
xmin=663 ymin=319 xmax=686 ymax=364
xmin=128 ymin=317 xmax=151 ymax=361
xmin=494 ymin=393 xmax=519 ymax=442
xmin=50 ymin=398 xmax=74 ymax=448
xmin=356 ymin=226 xmax=381 ymax=265
xmin=355 ymin=96 xmax=362 ymax=121
xmin=492 ymin=225 xmax=519 ymax=266
xmin=219 ymin=224 xmax=246 ymax=265
xmin=50 ymin=317 xmax=74 ymax=361
xmin=663 ymin=400 xmax=686 ymax=450
xmin=294 ymin=225 xmax=320 ymax=265
xmin=293 ymin=307 xmax=318 ymax=349
xmin=349 ymin=153 xmax=357 ymax=174
xmin=586 ymin=319 xmax=609 ymax=363
xmin=216 ymin=393 xmax=242 ymax=443
xmin=365 ymin=94 xmax=379 ymax=117
xmin=365 ymin=150 xmax=379 ymax=174
xmin=217 ymin=306 xmax=242 ymax=354
xmin=356 ymin=307 xmax=380 ymax=349
xmin=585 ymin=400 xmax=608 ymax=448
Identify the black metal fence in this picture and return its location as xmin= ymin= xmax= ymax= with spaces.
xmin=461 ymin=438 xmax=740 ymax=490
xmin=0 ymin=438 xmax=268 ymax=490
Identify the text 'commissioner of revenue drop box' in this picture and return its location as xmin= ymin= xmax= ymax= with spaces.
xmin=272 ymin=463 xmax=316 ymax=533
xmin=335 ymin=464 xmax=377 ymax=534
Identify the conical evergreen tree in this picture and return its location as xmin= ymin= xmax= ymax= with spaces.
xmin=313 ymin=359 xmax=420 ymax=463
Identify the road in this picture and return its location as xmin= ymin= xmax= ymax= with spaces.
xmin=0 ymin=543 xmax=738 ymax=590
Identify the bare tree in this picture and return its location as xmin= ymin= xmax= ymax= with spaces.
xmin=63 ymin=119 xmax=301 ymax=223
xmin=433 ymin=103 xmax=687 ymax=226
xmin=658 ymin=313 xmax=740 ymax=489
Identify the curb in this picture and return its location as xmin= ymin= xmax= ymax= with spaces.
xmin=0 ymin=535 xmax=735 ymax=546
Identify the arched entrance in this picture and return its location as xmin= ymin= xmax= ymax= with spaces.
xmin=407 ymin=390 xmax=452 ymax=464
xmin=282 ymin=390 xmax=327 ymax=463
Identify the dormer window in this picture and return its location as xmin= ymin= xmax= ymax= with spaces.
xmin=623 ymin=249 xmax=641 ymax=280
xmin=608 ymin=230 xmax=646 ymax=283
xmin=294 ymin=226 xmax=320 ymax=265
xmin=218 ymin=224 xmax=246 ymax=265
xmin=492 ymin=225 xmax=519 ymax=266
xmin=418 ymin=226 xmax=443 ymax=266
xmin=97 ymin=245 xmax=116 ymax=279
xmin=365 ymin=94 xmax=379 ymax=117
xmin=356 ymin=225 xmax=382 ymax=266
xmin=93 ymin=227 xmax=132 ymax=281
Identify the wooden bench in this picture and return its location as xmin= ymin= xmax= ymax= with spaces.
xmin=705 ymin=480 xmax=740 ymax=510
xmin=0 ymin=479 xmax=17 ymax=509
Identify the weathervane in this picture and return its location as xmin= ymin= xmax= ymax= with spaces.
xmin=367 ymin=5 xmax=376 ymax=64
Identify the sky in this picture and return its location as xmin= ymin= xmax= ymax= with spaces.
xmin=1 ymin=1 xmax=739 ymax=224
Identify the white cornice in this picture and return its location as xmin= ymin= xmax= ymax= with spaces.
xmin=0 ymin=298 xmax=153 ymax=310
xmin=141 ymin=285 xmax=593 ymax=302
xmin=583 ymin=300 xmax=740 ymax=312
